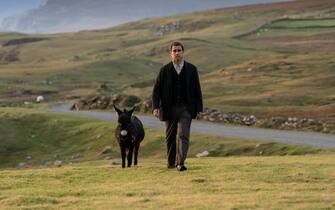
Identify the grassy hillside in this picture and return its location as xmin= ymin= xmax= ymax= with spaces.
xmin=0 ymin=0 xmax=334 ymax=122
xmin=0 ymin=155 xmax=334 ymax=209
xmin=1 ymin=2 xmax=334 ymax=208
xmin=0 ymin=108 xmax=328 ymax=168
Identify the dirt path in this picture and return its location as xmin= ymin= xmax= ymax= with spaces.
xmin=50 ymin=104 xmax=335 ymax=148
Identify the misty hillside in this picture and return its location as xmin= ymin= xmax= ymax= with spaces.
xmin=0 ymin=0 xmax=290 ymax=33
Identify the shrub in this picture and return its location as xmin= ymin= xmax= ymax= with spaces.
xmin=123 ymin=95 xmax=141 ymax=108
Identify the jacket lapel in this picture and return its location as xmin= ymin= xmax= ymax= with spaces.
xmin=183 ymin=61 xmax=191 ymax=91
xmin=167 ymin=61 xmax=174 ymax=83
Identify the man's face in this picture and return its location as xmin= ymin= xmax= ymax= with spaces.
xmin=170 ymin=45 xmax=184 ymax=63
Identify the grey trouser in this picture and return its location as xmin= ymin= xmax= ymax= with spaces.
xmin=165 ymin=105 xmax=192 ymax=166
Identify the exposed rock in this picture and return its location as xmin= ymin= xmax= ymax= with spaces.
xmin=101 ymin=146 xmax=112 ymax=154
xmin=42 ymin=80 xmax=53 ymax=85
xmin=71 ymin=101 xmax=85 ymax=111
xmin=71 ymin=153 xmax=81 ymax=159
xmin=139 ymin=48 xmax=158 ymax=56
xmin=54 ymin=160 xmax=63 ymax=167
xmin=70 ymin=95 xmax=334 ymax=134
xmin=156 ymin=21 xmax=180 ymax=36
xmin=17 ymin=162 xmax=26 ymax=168
xmin=243 ymin=115 xmax=257 ymax=126
xmin=200 ymin=108 xmax=258 ymax=126
xmin=39 ymin=164 xmax=48 ymax=168
xmin=258 ymin=116 xmax=333 ymax=134
xmin=44 ymin=161 xmax=52 ymax=166
xmin=72 ymin=93 xmax=148 ymax=111
xmin=99 ymin=83 xmax=108 ymax=89
xmin=71 ymin=94 xmax=112 ymax=110
xmin=69 ymin=55 xmax=80 ymax=61
xmin=112 ymin=94 xmax=123 ymax=104
xmin=196 ymin=151 xmax=209 ymax=158
xmin=36 ymin=95 xmax=44 ymax=103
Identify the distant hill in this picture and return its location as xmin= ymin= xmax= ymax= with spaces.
xmin=0 ymin=0 xmax=291 ymax=33
xmin=0 ymin=0 xmax=334 ymax=124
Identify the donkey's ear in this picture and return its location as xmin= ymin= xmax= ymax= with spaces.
xmin=128 ymin=106 xmax=136 ymax=115
xmin=113 ymin=104 xmax=122 ymax=116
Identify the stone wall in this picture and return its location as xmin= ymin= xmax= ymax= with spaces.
xmin=71 ymin=96 xmax=334 ymax=134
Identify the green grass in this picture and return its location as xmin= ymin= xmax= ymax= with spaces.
xmin=244 ymin=18 xmax=335 ymax=39
xmin=0 ymin=155 xmax=334 ymax=209
xmin=251 ymin=27 xmax=335 ymax=38
xmin=45 ymin=58 xmax=161 ymax=88
xmin=0 ymin=99 xmax=334 ymax=209
xmin=270 ymin=18 xmax=335 ymax=28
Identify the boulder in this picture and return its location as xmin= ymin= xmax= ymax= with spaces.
xmin=36 ymin=95 xmax=44 ymax=103
xmin=196 ymin=151 xmax=209 ymax=158
xmin=17 ymin=162 xmax=26 ymax=168
xmin=101 ymin=146 xmax=112 ymax=154
xmin=54 ymin=160 xmax=63 ymax=167
xmin=71 ymin=153 xmax=81 ymax=159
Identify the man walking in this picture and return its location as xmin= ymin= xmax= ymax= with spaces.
xmin=152 ymin=41 xmax=203 ymax=171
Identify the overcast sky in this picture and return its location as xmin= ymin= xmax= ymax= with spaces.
xmin=0 ymin=0 xmax=43 ymax=22
xmin=0 ymin=0 xmax=293 ymax=28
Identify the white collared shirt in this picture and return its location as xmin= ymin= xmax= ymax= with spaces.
xmin=173 ymin=60 xmax=184 ymax=75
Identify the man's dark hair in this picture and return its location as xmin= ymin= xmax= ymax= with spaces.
xmin=169 ymin=41 xmax=184 ymax=52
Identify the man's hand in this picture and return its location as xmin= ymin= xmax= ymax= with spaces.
xmin=196 ymin=112 xmax=203 ymax=120
xmin=153 ymin=109 xmax=160 ymax=118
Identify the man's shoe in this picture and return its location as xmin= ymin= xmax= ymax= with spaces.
xmin=176 ymin=165 xmax=187 ymax=171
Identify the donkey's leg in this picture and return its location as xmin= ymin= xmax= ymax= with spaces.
xmin=134 ymin=144 xmax=140 ymax=165
xmin=120 ymin=145 xmax=126 ymax=168
xmin=127 ymin=145 xmax=134 ymax=167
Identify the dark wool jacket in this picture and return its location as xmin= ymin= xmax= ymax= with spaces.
xmin=152 ymin=61 xmax=203 ymax=121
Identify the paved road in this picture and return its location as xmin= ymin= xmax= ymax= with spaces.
xmin=50 ymin=104 xmax=335 ymax=148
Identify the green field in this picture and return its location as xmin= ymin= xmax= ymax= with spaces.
xmin=0 ymin=108 xmax=334 ymax=209
xmin=243 ymin=18 xmax=335 ymax=38
xmin=0 ymin=156 xmax=334 ymax=209
xmin=270 ymin=18 xmax=335 ymax=28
